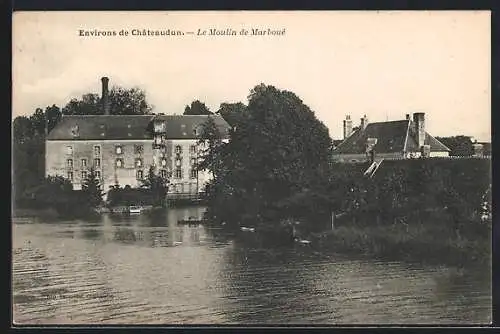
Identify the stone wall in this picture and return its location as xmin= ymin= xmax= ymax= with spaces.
xmin=46 ymin=139 xmax=213 ymax=194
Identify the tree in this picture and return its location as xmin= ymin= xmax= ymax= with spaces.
xmin=81 ymin=167 xmax=104 ymax=208
xmin=62 ymin=86 xmax=153 ymax=115
xmin=200 ymin=84 xmax=333 ymax=227
xmin=197 ymin=116 xmax=225 ymax=179
xmin=183 ymin=100 xmax=213 ymax=115
xmin=141 ymin=166 xmax=169 ymax=207
xmin=216 ymin=102 xmax=247 ymax=127
xmin=13 ymin=116 xmax=34 ymax=144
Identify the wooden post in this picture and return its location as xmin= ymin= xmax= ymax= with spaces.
xmin=331 ymin=211 xmax=335 ymax=230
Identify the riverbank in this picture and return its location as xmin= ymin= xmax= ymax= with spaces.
xmin=308 ymin=222 xmax=491 ymax=268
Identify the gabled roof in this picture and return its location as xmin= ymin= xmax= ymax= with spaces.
xmin=334 ymin=120 xmax=409 ymax=154
xmin=46 ymin=114 xmax=230 ymax=141
xmin=333 ymin=119 xmax=450 ymax=154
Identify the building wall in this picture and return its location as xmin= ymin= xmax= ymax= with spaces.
xmin=46 ymin=140 xmax=154 ymax=190
xmin=332 ymin=152 xmax=404 ymax=163
xmin=46 ymin=138 xmax=214 ymax=194
xmin=429 ymin=151 xmax=449 ymax=158
xmin=169 ymin=139 xmax=209 ymax=194
xmin=333 ymin=150 xmax=450 ymax=163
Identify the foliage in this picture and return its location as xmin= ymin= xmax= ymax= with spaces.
xmin=197 ymin=116 xmax=225 ymax=178
xmin=140 ymin=165 xmax=169 ymax=207
xmin=183 ymin=100 xmax=213 ymax=115
xmin=200 ymin=84 xmax=333 ymax=228
xmin=81 ymin=167 xmax=104 ymax=208
xmin=216 ymin=102 xmax=247 ymax=127
xmin=62 ymin=86 xmax=153 ymax=115
xmin=107 ymin=187 xmax=155 ymax=207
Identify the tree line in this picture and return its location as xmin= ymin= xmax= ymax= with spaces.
xmin=195 ymin=84 xmax=491 ymax=245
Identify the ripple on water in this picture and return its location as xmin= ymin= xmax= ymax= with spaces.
xmin=12 ymin=217 xmax=492 ymax=325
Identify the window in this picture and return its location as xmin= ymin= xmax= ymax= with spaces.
xmin=94 ymin=145 xmax=100 ymax=156
xmin=115 ymin=145 xmax=123 ymax=154
xmin=161 ymin=158 xmax=167 ymax=167
xmin=175 ymin=167 xmax=182 ymax=179
xmin=67 ymin=171 xmax=73 ymax=181
xmin=81 ymin=171 xmax=88 ymax=180
xmin=134 ymin=144 xmax=144 ymax=154
xmin=136 ymin=158 xmax=143 ymax=168
xmin=94 ymin=158 xmax=101 ymax=168
xmin=190 ymin=169 xmax=197 ymax=179
xmin=136 ymin=170 xmax=143 ymax=180
xmin=66 ymin=146 xmax=73 ymax=155
xmin=160 ymin=169 xmax=167 ymax=179
xmin=175 ymin=145 xmax=182 ymax=154
xmin=81 ymin=158 xmax=87 ymax=167
xmin=67 ymin=159 xmax=73 ymax=168
xmin=116 ymin=158 xmax=123 ymax=168
xmin=175 ymin=158 xmax=182 ymax=167
xmin=190 ymin=158 xmax=196 ymax=166
xmin=190 ymin=145 xmax=197 ymax=154
xmin=95 ymin=170 xmax=101 ymax=179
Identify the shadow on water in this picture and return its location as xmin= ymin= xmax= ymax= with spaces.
xmin=12 ymin=205 xmax=492 ymax=325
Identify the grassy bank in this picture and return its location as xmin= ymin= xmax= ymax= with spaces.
xmin=308 ymin=218 xmax=491 ymax=268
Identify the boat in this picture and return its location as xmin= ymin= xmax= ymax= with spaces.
xmin=129 ymin=206 xmax=142 ymax=215
xmin=240 ymin=227 xmax=256 ymax=232
xmin=178 ymin=217 xmax=206 ymax=225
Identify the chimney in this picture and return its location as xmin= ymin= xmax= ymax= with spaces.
xmin=413 ymin=112 xmax=425 ymax=148
xmin=343 ymin=115 xmax=353 ymax=139
xmin=101 ymin=77 xmax=110 ymax=115
xmin=360 ymin=115 xmax=368 ymax=131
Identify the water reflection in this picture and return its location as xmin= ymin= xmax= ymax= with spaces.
xmin=12 ymin=207 xmax=492 ymax=325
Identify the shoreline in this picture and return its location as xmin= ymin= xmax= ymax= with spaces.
xmin=12 ymin=207 xmax=490 ymax=270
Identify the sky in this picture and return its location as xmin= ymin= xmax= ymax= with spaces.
xmin=12 ymin=11 xmax=491 ymax=141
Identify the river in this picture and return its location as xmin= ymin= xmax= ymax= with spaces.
xmin=12 ymin=206 xmax=491 ymax=325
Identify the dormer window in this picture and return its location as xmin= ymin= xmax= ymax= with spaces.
xmin=94 ymin=145 xmax=100 ymax=156
xmin=116 ymin=158 xmax=123 ymax=168
xmin=175 ymin=145 xmax=182 ymax=154
xmin=66 ymin=146 xmax=73 ymax=155
xmin=115 ymin=145 xmax=123 ymax=154
xmin=154 ymin=121 xmax=166 ymax=133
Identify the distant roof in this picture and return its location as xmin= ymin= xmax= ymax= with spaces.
xmin=46 ymin=114 xmax=230 ymax=140
xmin=333 ymin=119 xmax=450 ymax=154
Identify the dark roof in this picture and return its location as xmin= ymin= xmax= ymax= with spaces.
xmin=334 ymin=120 xmax=409 ymax=154
xmin=155 ymin=114 xmax=230 ymax=139
xmin=47 ymin=114 xmax=230 ymax=140
xmin=333 ymin=119 xmax=450 ymax=154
